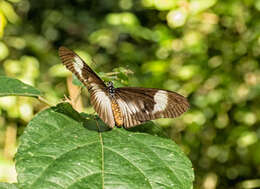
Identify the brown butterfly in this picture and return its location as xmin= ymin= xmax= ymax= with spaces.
xmin=58 ymin=47 xmax=189 ymax=128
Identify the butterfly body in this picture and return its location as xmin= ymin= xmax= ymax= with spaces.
xmin=59 ymin=47 xmax=189 ymax=129
xmin=105 ymin=81 xmax=124 ymax=126
xmin=107 ymin=81 xmax=116 ymax=95
xmin=111 ymin=98 xmax=124 ymax=127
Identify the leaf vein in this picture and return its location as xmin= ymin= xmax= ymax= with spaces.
xmin=67 ymin=172 xmax=102 ymax=189
xmin=99 ymin=132 xmax=105 ymax=189
xmin=115 ymin=129 xmax=184 ymax=188
xmin=29 ymin=141 xmax=99 ymax=187
xmin=104 ymin=146 xmax=153 ymax=189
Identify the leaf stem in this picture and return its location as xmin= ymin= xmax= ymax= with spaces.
xmin=37 ymin=96 xmax=53 ymax=107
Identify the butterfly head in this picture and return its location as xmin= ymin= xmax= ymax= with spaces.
xmin=107 ymin=81 xmax=115 ymax=94
xmin=107 ymin=81 xmax=114 ymax=88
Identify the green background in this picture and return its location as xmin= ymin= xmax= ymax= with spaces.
xmin=0 ymin=0 xmax=260 ymax=188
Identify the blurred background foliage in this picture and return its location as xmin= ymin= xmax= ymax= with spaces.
xmin=0 ymin=0 xmax=260 ymax=188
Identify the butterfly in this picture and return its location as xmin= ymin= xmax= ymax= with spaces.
xmin=58 ymin=47 xmax=189 ymax=128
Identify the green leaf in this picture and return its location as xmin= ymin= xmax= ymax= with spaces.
xmin=71 ymin=74 xmax=85 ymax=88
xmin=0 ymin=183 xmax=19 ymax=189
xmin=16 ymin=103 xmax=194 ymax=189
xmin=0 ymin=76 xmax=41 ymax=97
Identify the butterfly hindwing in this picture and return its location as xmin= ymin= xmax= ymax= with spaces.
xmin=58 ymin=47 xmax=115 ymax=128
xmin=115 ymin=87 xmax=189 ymax=128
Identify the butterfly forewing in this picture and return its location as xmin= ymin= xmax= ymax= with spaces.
xmin=115 ymin=87 xmax=189 ymax=128
xmin=58 ymin=47 xmax=115 ymax=127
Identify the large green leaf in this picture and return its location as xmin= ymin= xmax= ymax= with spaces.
xmin=0 ymin=183 xmax=19 ymax=189
xmin=0 ymin=76 xmax=41 ymax=97
xmin=16 ymin=103 xmax=194 ymax=189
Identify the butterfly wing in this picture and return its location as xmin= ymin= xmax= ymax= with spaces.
xmin=58 ymin=47 xmax=115 ymax=128
xmin=115 ymin=87 xmax=189 ymax=128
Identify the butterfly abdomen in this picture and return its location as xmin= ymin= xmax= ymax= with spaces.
xmin=111 ymin=99 xmax=123 ymax=126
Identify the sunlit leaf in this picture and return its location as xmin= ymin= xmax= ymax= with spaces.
xmin=154 ymin=0 xmax=177 ymax=11
xmin=0 ymin=1 xmax=20 ymax=24
xmin=0 ymin=42 xmax=9 ymax=60
xmin=106 ymin=12 xmax=139 ymax=26
xmin=167 ymin=9 xmax=188 ymax=28
xmin=190 ymin=0 xmax=217 ymax=14
xmin=0 ymin=11 xmax=6 ymax=38
xmin=0 ymin=183 xmax=19 ymax=189
xmin=48 ymin=64 xmax=71 ymax=77
xmin=0 ymin=77 xmax=41 ymax=97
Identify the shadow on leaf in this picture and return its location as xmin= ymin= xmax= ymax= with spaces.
xmin=52 ymin=102 xmax=111 ymax=132
xmin=52 ymin=102 xmax=168 ymax=137
xmin=80 ymin=113 xmax=111 ymax=132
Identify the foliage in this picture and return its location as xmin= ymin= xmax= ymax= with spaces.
xmin=0 ymin=77 xmax=41 ymax=97
xmin=0 ymin=182 xmax=19 ymax=189
xmin=0 ymin=0 xmax=260 ymax=188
